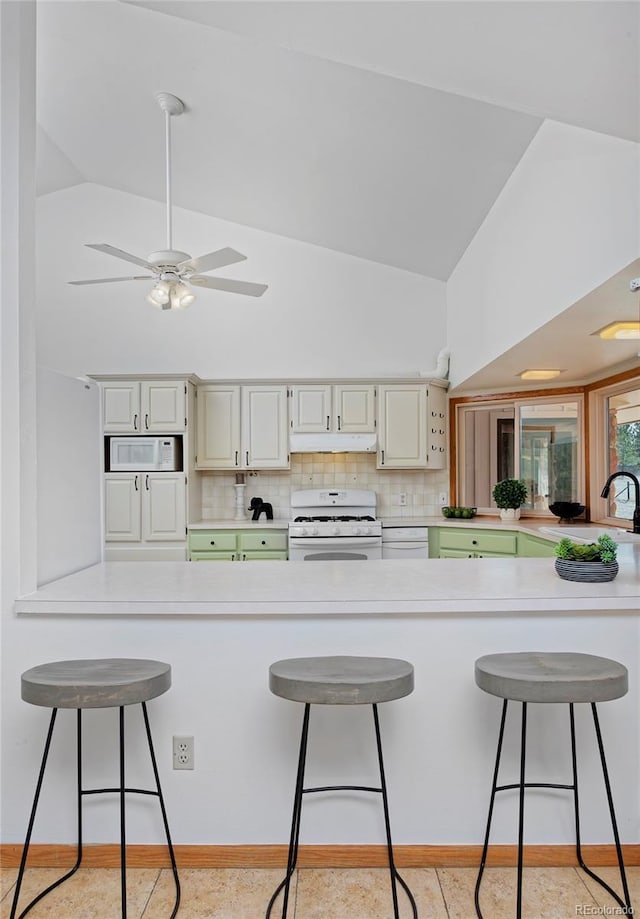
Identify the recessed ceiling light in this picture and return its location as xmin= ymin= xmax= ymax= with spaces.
xmin=518 ymin=369 xmax=562 ymax=381
xmin=593 ymin=321 xmax=640 ymax=340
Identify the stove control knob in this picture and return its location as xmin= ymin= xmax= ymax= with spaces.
xmin=312 ymin=527 xmax=319 ymax=536
xmin=362 ymin=526 xmax=371 ymax=535
xmin=300 ymin=527 xmax=308 ymax=537
xmin=354 ymin=527 xmax=362 ymax=535
xmin=332 ymin=527 xmax=340 ymax=536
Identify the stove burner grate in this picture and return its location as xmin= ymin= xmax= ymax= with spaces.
xmin=293 ymin=515 xmax=376 ymax=523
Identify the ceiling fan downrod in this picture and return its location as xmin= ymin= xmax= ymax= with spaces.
xmin=155 ymin=91 xmax=185 ymax=260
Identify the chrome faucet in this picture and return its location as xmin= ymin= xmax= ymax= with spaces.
xmin=600 ymin=471 xmax=640 ymax=534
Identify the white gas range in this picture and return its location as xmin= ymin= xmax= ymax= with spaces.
xmin=288 ymin=488 xmax=382 ymax=561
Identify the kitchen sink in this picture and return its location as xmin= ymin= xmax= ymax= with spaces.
xmin=539 ymin=525 xmax=640 ymax=543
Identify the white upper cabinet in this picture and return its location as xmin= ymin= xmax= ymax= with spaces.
xmin=377 ymin=384 xmax=428 ymax=468
xmin=103 ymin=380 xmax=186 ymax=433
xmin=290 ymin=384 xmax=375 ymax=433
xmin=242 ymin=385 xmax=289 ymax=468
xmin=196 ymin=385 xmax=241 ymax=469
xmin=196 ymin=384 xmax=289 ymax=470
xmin=426 ymin=384 xmax=448 ymax=470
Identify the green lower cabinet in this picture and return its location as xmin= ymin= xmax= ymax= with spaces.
xmin=517 ymin=533 xmax=557 ymax=557
xmin=188 ymin=528 xmax=288 ymax=561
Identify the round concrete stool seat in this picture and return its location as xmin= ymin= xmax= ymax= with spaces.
xmin=269 ymin=655 xmax=414 ymax=705
xmin=474 ymin=650 xmax=631 ymax=918
xmin=266 ymin=655 xmax=417 ymax=919
xmin=21 ymin=658 xmax=172 ymax=709
xmin=475 ymin=651 xmax=628 ymax=704
xmin=10 ymin=659 xmax=180 ymax=919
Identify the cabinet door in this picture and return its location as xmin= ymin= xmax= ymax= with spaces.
xmin=103 ymin=382 xmax=141 ymax=433
xmin=426 ymin=385 xmax=447 ymax=469
xmin=141 ymin=381 xmax=186 ymax=433
xmin=104 ymin=474 xmax=141 ymax=541
xmin=142 ymin=474 xmax=186 ymax=541
xmin=335 ymin=385 xmax=376 ymax=433
xmin=242 ymin=385 xmax=289 ymax=468
xmin=377 ymin=384 xmax=427 ymax=468
xmin=290 ymin=384 xmax=332 ymax=432
xmin=196 ymin=386 xmax=241 ymax=469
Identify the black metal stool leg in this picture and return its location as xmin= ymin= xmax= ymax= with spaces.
xmin=119 ymin=706 xmax=128 ymax=919
xmin=475 ymin=698 xmax=508 ymax=918
xmin=569 ymin=702 xmax=633 ymax=916
xmin=372 ymin=703 xmax=417 ymax=919
xmin=10 ymin=709 xmax=86 ymax=919
xmin=266 ymin=703 xmax=311 ymax=919
xmin=515 ymin=702 xmax=527 ymax=919
xmin=141 ymin=701 xmax=181 ymax=918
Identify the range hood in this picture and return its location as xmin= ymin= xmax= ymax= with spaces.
xmin=289 ymin=433 xmax=377 ymax=453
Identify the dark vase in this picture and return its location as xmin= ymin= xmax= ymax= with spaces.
xmin=554 ymin=559 xmax=619 ymax=583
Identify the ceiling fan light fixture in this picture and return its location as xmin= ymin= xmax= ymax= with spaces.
xmin=146 ymin=279 xmax=172 ymax=307
xmin=170 ymin=281 xmax=195 ymax=310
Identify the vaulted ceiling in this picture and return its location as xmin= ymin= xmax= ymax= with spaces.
xmin=35 ymin=1 xmax=640 ymax=385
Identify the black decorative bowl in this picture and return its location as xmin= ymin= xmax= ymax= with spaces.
xmin=549 ymin=502 xmax=585 ymax=523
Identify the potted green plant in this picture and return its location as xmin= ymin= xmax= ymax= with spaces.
xmin=492 ymin=479 xmax=528 ymax=520
xmin=554 ymin=534 xmax=619 ymax=583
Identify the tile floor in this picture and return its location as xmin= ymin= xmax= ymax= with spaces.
xmin=1 ymin=864 xmax=638 ymax=918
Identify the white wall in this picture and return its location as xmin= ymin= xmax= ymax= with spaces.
xmin=37 ymin=184 xmax=447 ymax=381
xmin=446 ymin=120 xmax=640 ymax=389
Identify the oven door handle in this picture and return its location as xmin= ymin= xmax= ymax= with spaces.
xmin=288 ymin=536 xmax=382 ymax=548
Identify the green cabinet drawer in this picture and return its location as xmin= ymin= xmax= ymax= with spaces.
xmin=241 ymin=550 xmax=288 ymax=561
xmin=439 ymin=548 xmax=474 ymax=558
xmin=190 ymin=531 xmax=237 ymax=552
xmin=190 ymin=551 xmax=236 ymax=561
xmin=238 ymin=530 xmax=287 ymax=552
xmin=438 ymin=528 xmax=517 ymax=555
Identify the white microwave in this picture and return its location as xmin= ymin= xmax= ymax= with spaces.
xmin=109 ymin=436 xmax=181 ymax=472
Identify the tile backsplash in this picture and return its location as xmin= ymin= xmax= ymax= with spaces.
xmin=200 ymin=454 xmax=449 ymax=520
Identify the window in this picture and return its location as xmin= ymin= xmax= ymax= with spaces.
xmin=457 ymin=396 xmax=583 ymax=514
xmin=589 ymin=374 xmax=640 ymax=526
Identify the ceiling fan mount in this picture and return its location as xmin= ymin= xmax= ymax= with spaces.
xmin=69 ymin=92 xmax=268 ymax=309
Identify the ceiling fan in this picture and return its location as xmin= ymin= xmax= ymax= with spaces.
xmin=69 ymin=92 xmax=268 ymax=310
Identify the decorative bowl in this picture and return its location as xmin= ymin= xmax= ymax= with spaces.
xmin=549 ymin=502 xmax=585 ymax=522
xmin=441 ymin=506 xmax=477 ymax=519
xmin=554 ymin=559 xmax=618 ymax=583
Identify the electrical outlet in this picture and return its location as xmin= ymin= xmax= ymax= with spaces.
xmin=439 ymin=493 xmax=448 ymax=506
xmin=173 ymin=735 xmax=194 ymax=770
xmin=398 ymin=493 xmax=407 ymax=506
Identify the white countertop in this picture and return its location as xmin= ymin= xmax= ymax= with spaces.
xmin=188 ymin=519 xmax=289 ymax=529
xmin=15 ymin=545 xmax=640 ymax=617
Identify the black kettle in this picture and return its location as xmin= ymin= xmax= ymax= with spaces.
xmin=248 ymin=497 xmax=274 ymax=521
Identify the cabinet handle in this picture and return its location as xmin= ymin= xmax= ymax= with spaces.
xmin=472 ymin=539 xmax=478 ymax=545
xmin=144 ymin=413 xmax=149 ymax=430
xmin=235 ymin=451 xmax=239 ymax=466
xmin=381 ymin=449 xmax=385 ymax=465
xmin=145 ymin=475 xmax=149 ymax=490
xmin=431 ymin=445 xmax=436 ymax=450
xmin=337 ymin=415 xmax=341 ymax=430
xmin=246 ymin=451 xmax=249 ymax=466
xmin=326 ymin=415 xmax=330 ymax=431
xmin=261 ymin=540 xmax=266 ymax=545
xmin=134 ymin=475 xmax=139 ymax=491
xmin=242 ymin=553 xmax=247 ymax=561
xmin=210 ymin=540 xmax=216 ymax=546
xmin=432 ymin=427 xmax=436 ymax=433
xmin=133 ymin=413 xmax=138 ymax=431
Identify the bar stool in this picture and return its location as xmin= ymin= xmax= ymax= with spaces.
xmin=10 ymin=658 xmax=181 ymax=919
xmin=266 ymin=655 xmax=417 ymax=919
xmin=474 ymin=651 xmax=632 ymax=919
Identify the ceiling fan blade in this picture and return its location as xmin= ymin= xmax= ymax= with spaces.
xmin=85 ymin=244 xmax=154 ymax=270
xmin=69 ymin=276 xmax=152 ymax=285
xmin=178 ymin=247 xmax=247 ymax=274
xmin=190 ymin=276 xmax=268 ymax=297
